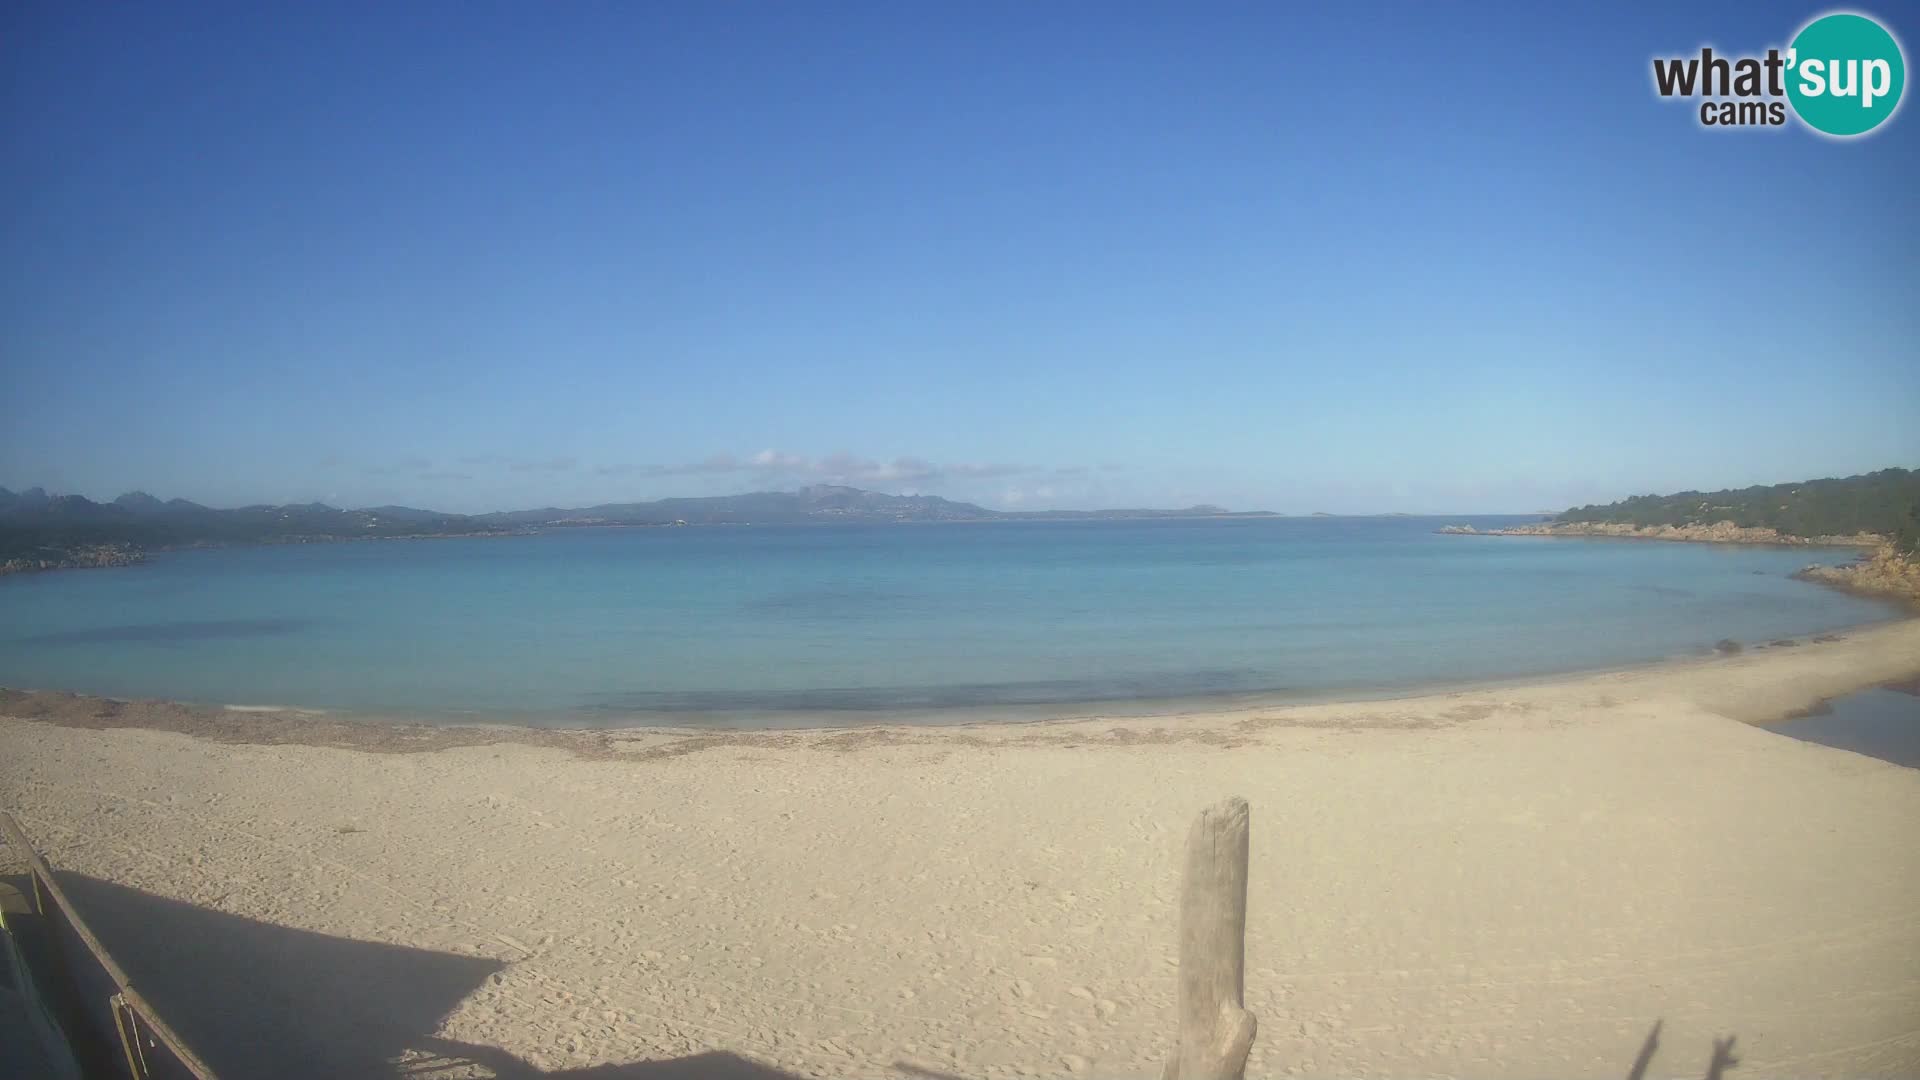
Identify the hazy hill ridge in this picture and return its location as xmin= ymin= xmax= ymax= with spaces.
xmin=473 ymin=484 xmax=1263 ymax=526
xmin=0 ymin=484 xmax=1274 ymax=572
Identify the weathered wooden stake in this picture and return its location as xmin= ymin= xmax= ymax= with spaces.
xmin=1163 ymin=796 xmax=1257 ymax=1080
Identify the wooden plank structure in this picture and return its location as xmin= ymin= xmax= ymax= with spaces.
xmin=3 ymin=793 xmax=1746 ymax=1079
xmin=0 ymin=811 xmax=220 ymax=1080
xmin=1163 ymin=796 xmax=1257 ymax=1080
xmin=1 ymin=878 xmax=83 ymax=1079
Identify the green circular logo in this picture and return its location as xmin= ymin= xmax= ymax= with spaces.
xmin=1787 ymin=12 xmax=1906 ymax=136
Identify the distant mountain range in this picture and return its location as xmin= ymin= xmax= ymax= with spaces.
xmin=0 ymin=485 xmax=503 ymax=571
xmin=473 ymin=485 xmax=1269 ymax=526
xmin=0 ymin=484 xmax=1276 ymax=572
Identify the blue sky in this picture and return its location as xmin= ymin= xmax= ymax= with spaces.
xmin=2 ymin=2 xmax=1915 ymax=514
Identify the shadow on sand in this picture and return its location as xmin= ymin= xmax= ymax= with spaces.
xmin=49 ymin=873 xmax=802 ymax=1079
xmin=40 ymin=873 xmax=1746 ymax=1080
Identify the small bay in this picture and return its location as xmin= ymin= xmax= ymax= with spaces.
xmin=0 ymin=517 xmax=1899 ymax=726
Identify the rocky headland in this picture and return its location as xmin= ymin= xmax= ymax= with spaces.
xmin=1438 ymin=521 xmax=1920 ymax=606
xmin=1792 ymin=547 xmax=1920 ymax=607
xmin=0 ymin=543 xmax=145 ymax=576
xmin=1436 ymin=520 xmax=1884 ymax=545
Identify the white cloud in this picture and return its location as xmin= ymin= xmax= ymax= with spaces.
xmin=457 ymin=449 xmax=1117 ymax=501
xmin=590 ymin=451 xmax=1049 ymax=488
xmin=748 ymin=449 xmax=808 ymax=470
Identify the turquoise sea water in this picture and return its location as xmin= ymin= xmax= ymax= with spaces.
xmin=0 ymin=518 xmax=1903 ymax=726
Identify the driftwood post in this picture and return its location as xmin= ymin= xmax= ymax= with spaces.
xmin=1163 ymin=797 xmax=1257 ymax=1080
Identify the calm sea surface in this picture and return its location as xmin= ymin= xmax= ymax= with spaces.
xmin=0 ymin=517 xmax=1902 ymax=726
xmin=1777 ymin=687 xmax=1920 ymax=768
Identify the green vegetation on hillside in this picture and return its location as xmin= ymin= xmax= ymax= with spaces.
xmin=1559 ymin=468 xmax=1920 ymax=552
xmin=0 ymin=484 xmax=1276 ymax=571
xmin=0 ymin=487 xmax=505 ymax=567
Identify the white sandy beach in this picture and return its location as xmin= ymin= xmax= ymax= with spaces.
xmin=3 ymin=619 xmax=1919 ymax=1079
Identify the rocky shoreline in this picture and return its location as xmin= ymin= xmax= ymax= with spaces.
xmin=1791 ymin=547 xmax=1920 ymax=608
xmin=1437 ymin=521 xmax=1920 ymax=606
xmin=0 ymin=530 xmax=532 ymax=578
xmin=1436 ymin=520 xmax=1884 ymax=545
xmin=0 ymin=543 xmax=145 ymax=576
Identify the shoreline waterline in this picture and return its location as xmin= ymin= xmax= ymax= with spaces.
xmin=5 ymin=615 xmax=1917 ymax=748
xmin=7 ymin=614 xmax=1919 ymax=1077
xmin=212 ymin=607 xmax=1920 ymax=728
xmin=1 ymin=517 xmax=1904 ymax=723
